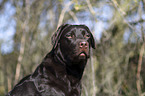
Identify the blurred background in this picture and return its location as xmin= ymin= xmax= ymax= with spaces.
xmin=0 ymin=0 xmax=145 ymax=96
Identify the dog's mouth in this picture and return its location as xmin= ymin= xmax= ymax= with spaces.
xmin=78 ymin=52 xmax=87 ymax=59
xmin=79 ymin=52 xmax=86 ymax=57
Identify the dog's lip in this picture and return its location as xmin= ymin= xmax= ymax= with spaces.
xmin=80 ymin=53 xmax=85 ymax=56
xmin=79 ymin=52 xmax=87 ymax=57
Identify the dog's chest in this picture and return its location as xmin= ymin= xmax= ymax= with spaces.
xmin=40 ymin=84 xmax=81 ymax=96
xmin=34 ymin=76 xmax=81 ymax=96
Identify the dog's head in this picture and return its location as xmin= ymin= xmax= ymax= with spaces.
xmin=52 ymin=24 xmax=95 ymax=63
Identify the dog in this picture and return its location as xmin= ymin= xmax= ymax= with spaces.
xmin=7 ymin=24 xmax=95 ymax=96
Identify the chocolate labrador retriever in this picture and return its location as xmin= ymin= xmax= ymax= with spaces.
xmin=7 ymin=24 xmax=95 ymax=96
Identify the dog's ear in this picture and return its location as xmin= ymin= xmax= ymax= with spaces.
xmin=82 ymin=25 xmax=96 ymax=49
xmin=90 ymin=33 xmax=96 ymax=49
xmin=52 ymin=24 xmax=71 ymax=49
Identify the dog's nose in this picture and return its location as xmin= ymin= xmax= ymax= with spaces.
xmin=80 ymin=42 xmax=88 ymax=49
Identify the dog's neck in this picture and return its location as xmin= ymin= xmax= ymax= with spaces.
xmin=66 ymin=60 xmax=87 ymax=80
xmin=52 ymin=46 xmax=87 ymax=80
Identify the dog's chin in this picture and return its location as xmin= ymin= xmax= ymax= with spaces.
xmin=69 ymin=52 xmax=89 ymax=62
xmin=78 ymin=52 xmax=88 ymax=60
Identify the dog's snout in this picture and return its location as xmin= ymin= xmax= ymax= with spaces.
xmin=80 ymin=42 xmax=88 ymax=48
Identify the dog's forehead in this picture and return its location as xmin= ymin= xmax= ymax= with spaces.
xmin=63 ymin=25 xmax=89 ymax=34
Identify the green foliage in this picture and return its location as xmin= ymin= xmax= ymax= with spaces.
xmin=0 ymin=0 xmax=145 ymax=96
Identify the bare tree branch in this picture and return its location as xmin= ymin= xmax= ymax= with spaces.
xmin=0 ymin=0 xmax=7 ymax=10
xmin=142 ymin=0 xmax=145 ymax=10
xmin=129 ymin=19 xmax=145 ymax=25
xmin=8 ymin=77 xmax=12 ymax=92
xmin=141 ymin=92 xmax=145 ymax=96
xmin=136 ymin=42 xmax=145 ymax=96
xmin=111 ymin=0 xmax=135 ymax=30
xmin=14 ymin=0 xmax=30 ymax=84
xmin=86 ymin=0 xmax=98 ymax=22
xmin=57 ymin=1 xmax=73 ymax=28
xmin=82 ymin=84 xmax=89 ymax=96
xmin=68 ymin=10 xmax=79 ymax=23
xmin=14 ymin=24 xmax=27 ymax=84
xmin=90 ymin=51 xmax=97 ymax=96
xmin=111 ymin=0 xmax=126 ymax=15
xmin=86 ymin=0 xmax=95 ymax=15
xmin=136 ymin=6 xmax=145 ymax=94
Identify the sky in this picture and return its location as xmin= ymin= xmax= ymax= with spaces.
xmin=0 ymin=1 xmax=144 ymax=54
xmin=0 ymin=1 xmax=107 ymax=54
xmin=0 ymin=2 xmax=16 ymax=54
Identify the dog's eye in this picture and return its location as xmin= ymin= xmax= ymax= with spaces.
xmin=66 ymin=34 xmax=74 ymax=39
xmin=85 ymin=34 xmax=90 ymax=38
xmin=66 ymin=35 xmax=72 ymax=38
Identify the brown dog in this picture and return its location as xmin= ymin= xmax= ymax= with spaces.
xmin=7 ymin=24 xmax=95 ymax=96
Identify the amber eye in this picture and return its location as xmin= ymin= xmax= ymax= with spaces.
xmin=66 ymin=33 xmax=74 ymax=38
xmin=66 ymin=35 xmax=72 ymax=38
xmin=85 ymin=34 xmax=90 ymax=38
xmin=66 ymin=33 xmax=75 ymax=39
